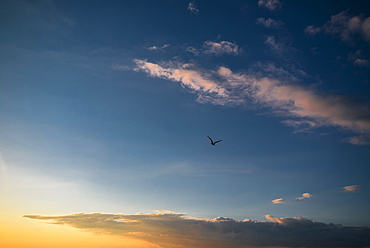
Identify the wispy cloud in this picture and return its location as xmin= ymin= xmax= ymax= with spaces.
xmin=186 ymin=40 xmax=242 ymax=56
xmin=272 ymin=198 xmax=285 ymax=204
xmin=147 ymin=44 xmax=170 ymax=51
xmin=343 ymin=185 xmax=361 ymax=192
xmin=344 ymin=135 xmax=370 ymax=145
xmin=258 ymin=0 xmax=282 ymax=11
xmin=133 ymin=59 xmax=229 ymax=104
xmin=304 ymin=25 xmax=322 ymax=35
xmin=264 ymin=36 xmax=286 ymax=54
xmin=187 ymin=1 xmax=199 ymax=14
xmin=130 ymin=60 xmax=370 ymax=144
xmin=296 ymin=192 xmax=313 ymax=201
xmin=256 ymin=17 xmax=283 ymax=28
xmin=24 ymin=211 xmax=370 ymax=248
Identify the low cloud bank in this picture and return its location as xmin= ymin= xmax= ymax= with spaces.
xmin=24 ymin=211 xmax=370 ymax=248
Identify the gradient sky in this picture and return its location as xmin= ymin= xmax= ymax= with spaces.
xmin=1 ymin=0 xmax=370 ymax=247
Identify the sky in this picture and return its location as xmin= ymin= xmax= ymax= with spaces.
xmin=1 ymin=0 xmax=370 ymax=247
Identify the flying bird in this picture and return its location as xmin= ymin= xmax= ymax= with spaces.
xmin=207 ymin=136 xmax=222 ymax=146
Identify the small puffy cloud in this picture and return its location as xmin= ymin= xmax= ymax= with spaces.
xmin=256 ymin=17 xmax=283 ymax=28
xmin=147 ymin=44 xmax=170 ymax=51
xmin=343 ymin=185 xmax=361 ymax=192
xmin=186 ymin=41 xmax=242 ymax=56
xmin=345 ymin=135 xmax=370 ymax=145
xmin=24 ymin=211 xmax=370 ymax=248
xmin=304 ymin=25 xmax=322 ymax=35
xmin=203 ymin=41 xmax=242 ymax=56
xmin=272 ymin=198 xmax=286 ymax=204
xmin=187 ymin=1 xmax=199 ymax=14
xmin=353 ymin=58 xmax=370 ymax=67
xmin=348 ymin=50 xmax=370 ymax=67
xmin=296 ymin=193 xmax=313 ymax=201
xmin=186 ymin=46 xmax=199 ymax=55
xmin=308 ymin=10 xmax=370 ymax=43
xmin=258 ymin=0 xmax=282 ymax=11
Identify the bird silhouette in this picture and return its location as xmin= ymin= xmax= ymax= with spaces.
xmin=207 ymin=136 xmax=222 ymax=146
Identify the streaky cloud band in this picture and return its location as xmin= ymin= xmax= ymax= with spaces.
xmin=24 ymin=211 xmax=370 ymax=248
xmin=131 ymin=59 xmax=370 ymax=144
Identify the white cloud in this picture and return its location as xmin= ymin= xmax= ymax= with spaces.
xmin=132 ymin=60 xmax=370 ymax=144
xmin=186 ymin=40 xmax=242 ymax=56
xmin=272 ymin=198 xmax=285 ymax=204
xmin=258 ymin=0 xmax=282 ymax=11
xmin=256 ymin=18 xmax=283 ymax=28
xmin=147 ymin=44 xmax=170 ymax=51
xmin=187 ymin=1 xmax=199 ymax=14
xmin=203 ymin=41 xmax=242 ymax=56
xmin=24 ymin=211 xmax=370 ymax=248
xmin=343 ymin=185 xmax=361 ymax=192
xmin=296 ymin=193 xmax=313 ymax=201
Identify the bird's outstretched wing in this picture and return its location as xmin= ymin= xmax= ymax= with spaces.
xmin=214 ymin=140 xmax=222 ymax=144
xmin=207 ymin=136 xmax=213 ymax=143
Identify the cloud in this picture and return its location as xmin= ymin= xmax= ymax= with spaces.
xmin=203 ymin=41 xmax=242 ymax=56
xmin=304 ymin=25 xmax=322 ymax=35
xmin=187 ymin=1 xmax=199 ymax=14
xmin=296 ymin=192 xmax=313 ymax=201
xmin=147 ymin=44 xmax=170 ymax=51
xmin=343 ymin=185 xmax=361 ymax=192
xmin=258 ymin=0 xmax=282 ymax=11
xmin=307 ymin=11 xmax=370 ymax=43
xmin=256 ymin=18 xmax=283 ymax=28
xmin=24 ymin=211 xmax=370 ymax=248
xmin=131 ymin=60 xmax=370 ymax=144
xmin=264 ymin=36 xmax=286 ymax=54
xmin=186 ymin=46 xmax=200 ymax=55
xmin=272 ymin=198 xmax=285 ymax=204
xmin=282 ymin=120 xmax=317 ymax=133
xmin=133 ymin=59 xmax=229 ymax=104
xmin=344 ymin=135 xmax=370 ymax=145
xmin=348 ymin=50 xmax=370 ymax=68
xmin=186 ymin=41 xmax=242 ymax=56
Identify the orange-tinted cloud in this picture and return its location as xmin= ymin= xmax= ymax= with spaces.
xmin=296 ymin=192 xmax=313 ymax=201
xmin=132 ymin=60 xmax=370 ymax=144
xmin=24 ymin=210 xmax=370 ymax=248
xmin=272 ymin=198 xmax=285 ymax=204
xmin=343 ymin=185 xmax=361 ymax=192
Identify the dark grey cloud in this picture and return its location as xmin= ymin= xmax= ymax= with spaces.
xmin=24 ymin=211 xmax=370 ymax=248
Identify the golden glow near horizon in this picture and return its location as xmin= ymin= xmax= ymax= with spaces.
xmin=0 ymin=209 xmax=152 ymax=248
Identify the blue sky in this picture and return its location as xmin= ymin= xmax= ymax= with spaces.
xmin=1 ymin=0 xmax=370 ymax=247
